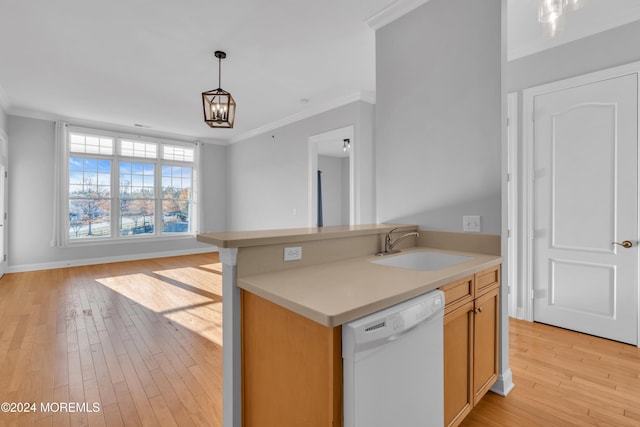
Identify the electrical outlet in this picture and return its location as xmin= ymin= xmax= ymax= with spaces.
xmin=463 ymin=216 xmax=481 ymax=232
xmin=284 ymin=246 xmax=302 ymax=261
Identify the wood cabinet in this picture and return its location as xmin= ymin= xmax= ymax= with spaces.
xmin=441 ymin=266 xmax=500 ymax=427
xmin=473 ymin=284 xmax=500 ymax=404
xmin=443 ymin=297 xmax=474 ymax=426
xmin=241 ymin=290 xmax=342 ymax=427
xmin=241 ymin=265 xmax=500 ymax=427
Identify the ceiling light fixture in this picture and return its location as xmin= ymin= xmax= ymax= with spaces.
xmin=202 ymin=51 xmax=236 ymax=129
xmin=538 ymin=0 xmax=563 ymax=24
xmin=538 ymin=0 xmax=585 ymax=36
xmin=564 ymin=0 xmax=585 ymax=11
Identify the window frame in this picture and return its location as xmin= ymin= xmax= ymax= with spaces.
xmin=68 ymin=153 xmax=114 ymax=239
xmin=64 ymin=126 xmax=198 ymax=245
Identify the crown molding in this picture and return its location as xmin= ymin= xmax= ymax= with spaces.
xmin=6 ymin=91 xmax=377 ymax=147
xmin=8 ymin=107 xmax=226 ymax=146
xmin=229 ymin=91 xmax=375 ymax=144
xmin=365 ymin=0 xmax=432 ymax=30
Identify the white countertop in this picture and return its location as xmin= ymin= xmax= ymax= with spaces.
xmin=237 ymin=247 xmax=502 ymax=327
xmin=197 ymin=223 xmax=415 ymax=248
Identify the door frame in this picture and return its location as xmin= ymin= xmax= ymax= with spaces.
xmin=521 ymin=61 xmax=640 ymax=347
xmin=308 ymin=125 xmax=355 ymax=227
xmin=0 ymin=128 xmax=7 ymax=277
xmin=506 ymin=92 xmax=519 ymax=319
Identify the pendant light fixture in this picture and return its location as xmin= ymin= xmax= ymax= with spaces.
xmin=538 ymin=0 xmax=563 ymax=24
xmin=202 ymin=51 xmax=236 ymax=128
xmin=537 ymin=0 xmax=586 ymax=37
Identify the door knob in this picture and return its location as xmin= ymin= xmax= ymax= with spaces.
xmin=612 ymin=240 xmax=633 ymax=248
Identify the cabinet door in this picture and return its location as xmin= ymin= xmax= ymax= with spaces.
xmin=441 ymin=275 xmax=474 ymax=314
xmin=473 ymin=286 xmax=499 ymax=405
xmin=443 ymin=300 xmax=474 ymax=427
xmin=242 ymin=291 xmax=342 ymax=427
xmin=475 ymin=267 xmax=500 ymax=297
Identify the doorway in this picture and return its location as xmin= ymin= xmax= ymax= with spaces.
xmin=522 ymin=65 xmax=640 ymax=346
xmin=308 ymin=126 xmax=355 ymax=227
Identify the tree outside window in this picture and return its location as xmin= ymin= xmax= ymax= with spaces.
xmin=162 ymin=165 xmax=192 ymax=233
xmin=66 ymin=131 xmax=195 ymax=242
xmin=68 ymin=158 xmax=111 ymax=239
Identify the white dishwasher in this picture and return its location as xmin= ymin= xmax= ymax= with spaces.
xmin=342 ymin=289 xmax=444 ymax=427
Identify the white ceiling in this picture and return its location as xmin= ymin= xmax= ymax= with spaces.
xmin=1 ymin=0 xmax=639 ymax=144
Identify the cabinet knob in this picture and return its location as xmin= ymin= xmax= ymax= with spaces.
xmin=473 ymin=307 xmax=483 ymax=314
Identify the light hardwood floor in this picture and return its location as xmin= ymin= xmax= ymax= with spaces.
xmin=2 ymin=254 xmax=640 ymax=426
xmin=0 ymin=253 xmax=222 ymax=427
xmin=461 ymin=318 xmax=640 ymax=426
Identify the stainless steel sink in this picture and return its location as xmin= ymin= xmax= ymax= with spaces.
xmin=371 ymin=251 xmax=472 ymax=271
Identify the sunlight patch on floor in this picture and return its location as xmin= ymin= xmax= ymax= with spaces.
xmin=96 ymin=271 xmax=222 ymax=345
xmin=199 ymin=262 xmax=223 ymax=274
xmin=153 ymin=266 xmax=222 ymax=296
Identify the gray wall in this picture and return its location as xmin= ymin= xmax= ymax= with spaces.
xmin=508 ymin=20 xmax=640 ymax=93
xmin=7 ymin=115 xmax=226 ymax=270
xmin=317 ymin=155 xmax=349 ymax=227
xmin=0 ymin=107 xmax=6 ymax=135
xmin=201 ymin=140 xmax=228 ymax=233
xmin=375 ymin=0 xmax=502 ymax=234
xmin=341 ymin=156 xmax=350 ymax=225
xmin=226 ymin=100 xmax=375 ymax=231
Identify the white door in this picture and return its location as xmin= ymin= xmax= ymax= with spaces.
xmin=533 ymin=73 xmax=638 ymax=345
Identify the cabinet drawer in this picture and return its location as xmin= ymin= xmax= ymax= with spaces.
xmin=440 ymin=275 xmax=474 ymax=313
xmin=474 ymin=266 xmax=500 ymax=297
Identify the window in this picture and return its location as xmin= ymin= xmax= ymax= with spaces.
xmin=65 ymin=128 xmax=197 ymax=242
xmin=69 ymin=133 xmax=113 ymax=155
xmin=119 ymin=161 xmax=155 ymax=236
xmin=120 ymin=139 xmax=157 ymax=159
xmin=162 ymin=165 xmax=192 ymax=233
xmin=69 ymin=157 xmax=112 ymax=238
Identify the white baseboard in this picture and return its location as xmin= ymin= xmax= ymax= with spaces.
xmin=508 ymin=309 xmax=526 ymax=321
xmin=490 ymin=368 xmax=515 ymax=397
xmin=7 ymin=246 xmax=219 ymax=273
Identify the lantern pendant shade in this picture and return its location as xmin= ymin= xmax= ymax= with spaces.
xmin=202 ymin=51 xmax=236 ymax=128
xmin=202 ymin=88 xmax=236 ymax=128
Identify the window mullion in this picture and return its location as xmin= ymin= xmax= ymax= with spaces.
xmin=112 ymin=149 xmax=119 ymax=239
xmin=155 ymin=157 xmax=162 ymax=235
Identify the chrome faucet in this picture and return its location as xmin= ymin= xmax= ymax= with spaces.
xmin=376 ymin=227 xmax=420 ymax=256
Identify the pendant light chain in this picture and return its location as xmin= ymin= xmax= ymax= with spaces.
xmin=218 ymin=55 xmax=222 ymax=89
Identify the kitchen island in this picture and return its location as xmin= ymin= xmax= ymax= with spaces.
xmin=197 ymin=224 xmax=505 ymax=427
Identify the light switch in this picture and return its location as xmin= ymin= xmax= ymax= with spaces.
xmin=463 ymin=216 xmax=481 ymax=232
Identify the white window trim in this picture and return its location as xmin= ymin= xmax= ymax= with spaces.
xmin=55 ymin=125 xmax=200 ymax=246
xmin=51 ymin=121 xmax=70 ymax=247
